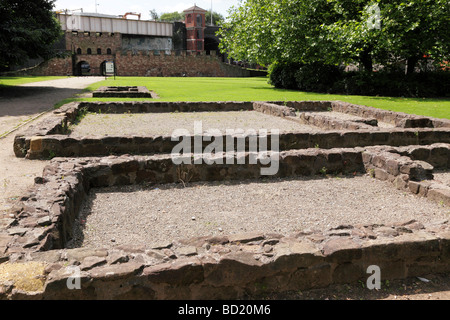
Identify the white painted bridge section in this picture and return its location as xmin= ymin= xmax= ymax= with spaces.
xmin=57 ymin=13 xmax=173 ymax=37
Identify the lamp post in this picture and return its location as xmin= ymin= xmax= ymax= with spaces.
xmin=210 ymin=0 xmax=213 ymax=25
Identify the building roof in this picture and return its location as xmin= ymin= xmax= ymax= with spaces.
xmin=183 ymin=5 xmax=207 ymax=13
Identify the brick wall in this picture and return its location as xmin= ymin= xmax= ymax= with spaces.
xmin=114 ymin=51 xmax=245 ymax=77
xmin=22 ymin=56 xmax=73 ymax=76
xmin=26 ymin=50 xmax=258 ymax=77
xmin=65 ymin=31 xmax=122 ymax=56
xmin=13 ymin=30 xmax=264 ymax=77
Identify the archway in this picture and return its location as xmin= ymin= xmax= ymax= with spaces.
xmin=204 ymin=37 xmax=220 ymax=56
xmin=75 ymin=61 xmax=91 ymax=76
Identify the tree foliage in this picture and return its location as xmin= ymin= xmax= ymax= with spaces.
xmin=157 ymin=10 xmax=224 ymax=25
xmin=149 ymin=9 xmax=159 ymax=21
xmin=0 ymin=0 xmax=62 ymax=70
xmin=160 ymin=11 xmax=184 ymax=22
xmin=218 ymin=0 xmax=450 ymax=73
xmin=205 ymin=11 xmax=225 ymax=26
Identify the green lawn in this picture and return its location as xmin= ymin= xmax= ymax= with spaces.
xmin=76 ymin=77 xmax=450 ymax=119
xmin=1 ymin=76 xmax=442 ymax=119
xmin=0 ymin=76 xmax=69 ymax=86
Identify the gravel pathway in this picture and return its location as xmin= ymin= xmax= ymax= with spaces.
xmin=0 ymin=77 xmax=103 ymax=216
xmin=0 ymin=77 xmax=104 ymax=136
xmin=69 ymin=174 xmax=449 ymax=249
xmin=69 ymin=111 xmax=320 ymax=136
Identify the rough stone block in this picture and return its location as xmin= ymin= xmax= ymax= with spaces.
xmin=427 ymin=188 xmax=450 ymax=206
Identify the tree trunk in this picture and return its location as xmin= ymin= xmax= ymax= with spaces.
xmin=406 ymin=56 xmax=419 ymax=75
xmin=359 ymin=49 xmax=373 ymax=72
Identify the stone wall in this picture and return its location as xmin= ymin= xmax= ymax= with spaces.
xmin=92 ymin=86 xmax=155 ymax=98
xmin=299 ymin=112 xmax=378 ymax=131
xmin=17 ymin=56 xmax=73 ymax=77
xmin=4 ymin=100 xmax=449 ymax=299
xmin=13 ymin=101 xmax=450 ymax=160
xmin=113 ymin=51 xmax=257 ymax=77
xmin=20 ymin=51 xmax=261 ymax=77
xmin=4 ymin=144 xmax=450 ymax=256
xmin=1 ymin=148 xmax=449 ymax=299
xmin=67 ymin=32 xmax=122 ymax=56
xmin=331 ymin=101 xmax=450 ymax=128
xmin=363 ymin=144 xmax=450 ymax=205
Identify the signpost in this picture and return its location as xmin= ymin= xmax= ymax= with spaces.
xmin=104 ymin=61 xmax=115 ymax=80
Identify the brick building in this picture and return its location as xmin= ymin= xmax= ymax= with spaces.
xmin=17 ymin=6 xmax=264 ymax=78
xmin=184 ymin=5 xmax=207 ymax=53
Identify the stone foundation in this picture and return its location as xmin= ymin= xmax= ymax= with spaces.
xmin=92 ymin=86 xmax=156 ymax=98
xmin=2 ymin=100 xmax=449 ymax=300
xmin=13 ymin=101 xmax=450 ymax=159
xmin=0 ymin=147 xmax=449 ymax=299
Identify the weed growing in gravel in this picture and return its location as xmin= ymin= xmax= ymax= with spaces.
xmin=47 ymin=150 xmax=56 ymax=160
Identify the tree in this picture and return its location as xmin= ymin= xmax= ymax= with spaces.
xmin=218 ymin=0 xmax=450 ymax=72
xmin=0 ymin=0 xmax=62 ymax=70
xmin=160 ymin=11 xmax=184 ymax=22
xmin=158 ymin=10 xmax=224 ymax=25
xmin=205 ymin=11 xmax=224 ymax=26
xmin=149 ymin=9 xmax=159 ymax=21
xmin=218 ymin=0 xmax=337 ymax=66
xmin=323 ymin=0 xmax=450 ymax=73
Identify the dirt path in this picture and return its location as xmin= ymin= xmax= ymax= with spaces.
xmin=0 ymin=76 xmax=104 ymax=136
xmin=0 ymin=77 xmax=103 ymax=216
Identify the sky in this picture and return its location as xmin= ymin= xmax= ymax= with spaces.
xmin=52 ymin=0 xmax=241 ymax=20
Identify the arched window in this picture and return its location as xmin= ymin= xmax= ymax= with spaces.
xmin=106 ymin=48 xmax=112 ymax=55
xmin=76 ymin=48 xmax=82 ymax=54
xmin=97 ymin=48 xmax=102 ymax=55
xmin=87 ymin=48 xmax=92 ymax=55
xmin=187 ymin=14 xmax=192 ymax=24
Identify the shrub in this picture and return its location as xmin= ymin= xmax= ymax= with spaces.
xmin=295 ymin=62 xmax=343 ymax=93
xmin=268 ymin=61 xmax=303 ymax=89
xmin=331 ymin=71 xmax=450 ymax=97
xmin=269 ymin=60 xmax=449 ymax=98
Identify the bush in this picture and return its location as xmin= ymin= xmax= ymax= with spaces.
xmin=331 ymin=71 xmax=450 ymax=98
xmin=269 ymin=60 xmax=450 ymax=98
xmin=295 ymin=62 xmax=342 ymax=93
xmin=268 ymin=61 xmax=303 ymax=89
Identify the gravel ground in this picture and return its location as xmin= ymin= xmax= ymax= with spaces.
xmin=69 ymin=111 xmax=320 ymax=137
xmin=432 ymin=171 xmax=450 ymax=186
xmin=69 ymin=174 xmax=449 ymax=249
